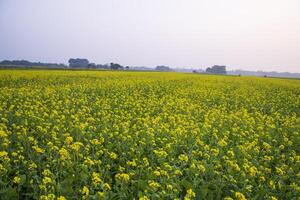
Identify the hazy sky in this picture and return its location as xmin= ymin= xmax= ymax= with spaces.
xmin=1 ymin=0 xmax=300 ymax=72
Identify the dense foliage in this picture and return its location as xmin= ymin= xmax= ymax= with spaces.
xmin=0 ymin=70 xmax=299 ymax=200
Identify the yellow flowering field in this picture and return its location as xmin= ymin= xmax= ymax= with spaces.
xmin=0 ymin=69 xmax=299 ymax=200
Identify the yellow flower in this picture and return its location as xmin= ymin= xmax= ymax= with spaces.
xmin=91 ymin=139 xmax=102 ymax=145
xmin=42 ymin=177 xmax=53 ymax=185
xmin=235 ymin=192 xmax=247 ymax=200
xmin=57 ymin=196 xmax=67 ymax=200
xmin=198 ymin=164 xmax=206 ymax=173
xmin=109 ymin=152 xmax=118 ymax=160
xmin=65 ymin=136 xmax=73 ymax=144
xmin=153 ymin=150 xmax=168 ymax=158
xmin=70 ymin=142 xmax=83 ymax=152
xmin=0 ymin=130 xmax=8 ymax=138
xmin=39 ymin=194 xmax=56 ymax=200
xmin=167 ymin=184 xmax=173 ymax=190
xmin=227 ymin=150 xmax=235 ymax=158
xmin=0 ymin=151 xmax=10 ymax=161
xmin=115 ymin=173 xmax=130 ymax=183
xmin=211 ymin=148 xmax=219 ymax=156
xmin=32 ymin=145 xmax=45 ymax=154
xmin=59 ymin=148 xmax=69 ymax=160
xmin=259 ymin=176 xmax=266 ymax=182
xmin=175 ymin=169 xmax=183 ymax=176
xmin=143 ymin=157 xmax=149 ymax=166
xmin=84 ymin=157 xmax=95 ymax=166
xmin=42 ymin=169 xmax=52 ymax=176
xmin=148 ymin=180 xmax=160 ymax=189
xmin=92 ymin=172 xmax=102 ymax=186
xmin=263 ymin=142 xmax=271 ymax=150
xmin=153 ymin=170 xmax=161 ymax=176
xmin=127 ymin=160 xmax=137 ymax=167
xmin=29 ymin=162 xmax=37 ymax=170
xmin=276 ymin=167 xmax=284 ymax=176
xmin=269 ymin=180 xmax=276 ymax=189
xmin=179 ymin=154 xmax=189 ymax=162
xmin=13 ymin=176 xmax=21 ymax=184
xmin=139 ymin=196 xmax=150 ymax=200
xmin=279 ymin=145 xmax=284 ymax=150
xmin=249 ymin=166 xmax=258 ymax=177
xmin=184 ymin=188 xmax=196 ymax=199
xmin=218 ymin=139 xmax=227 ymax=147
xmin=0 ymin=164 xmax=7 ymax=173
xmin=103 ymin=183 xmax=111 ymax=190
xmin=81 ymin=186 xmax=89 ymax=198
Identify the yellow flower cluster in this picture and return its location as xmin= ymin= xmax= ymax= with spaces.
xmin=115 ymin=173 xmax=130 ymax=183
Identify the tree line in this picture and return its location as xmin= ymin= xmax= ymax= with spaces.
xmin=0 ymin=59 xmax=227 ymax=74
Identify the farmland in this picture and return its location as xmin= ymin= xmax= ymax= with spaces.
xmin=0 ymin=69 xmax=299 ymax=200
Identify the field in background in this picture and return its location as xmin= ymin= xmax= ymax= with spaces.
xmin=0 ymin=70 xmax=299 ymax=199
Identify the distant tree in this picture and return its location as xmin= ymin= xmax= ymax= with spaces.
xmin=59 ymin=63 xmax=68 ymax=68
xmin=68 ymin=58 xmax=89 ymax=68
xmin=0 ymin=60 xmax=67 ymax=68
xmin=96 ymin=64 xmax=102 ymax=69
xmin=206 ymin=65 xmax=227 ymax=74
xmin=95 ymin=64 xmax=106 ymax=69
xmin=110 ymin=63 xmax=124 ymax=70
xmin=0 ymin=60 xmax=31 ymax=66
xmin=87 ymin=63 xmax=96 ymax=69
xmin=155 ymin=65 xmax=172 ymax=71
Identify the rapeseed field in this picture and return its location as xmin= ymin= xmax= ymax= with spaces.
xmin=0 ymin=70 xmax=299 ymax=199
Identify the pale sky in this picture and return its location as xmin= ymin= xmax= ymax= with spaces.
xmin=0 ymin=0 xmax=300 ymax=72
